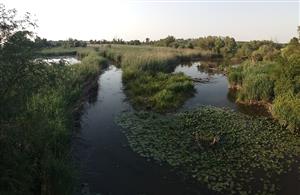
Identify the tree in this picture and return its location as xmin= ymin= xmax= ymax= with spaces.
xmin=214 ymin=37 xmax=225 ymax=54
xmin=289 ymin=37 xmax=299 ymax=46
xmin=0 ymin=4 xmax=38 ymax=100
xmin=187 ymin=42 xmax=194 ymax=49
xmin=145 ymin=37 xmax=150 ymax=44
xmin=164 ymin=35 xmax=176 ymax=47
xmin=128 ymin=39 xmax=141 ymax=45
xmin=0 ymin=3 xmax=36 ymax=45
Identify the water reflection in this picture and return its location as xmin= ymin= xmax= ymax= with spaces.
xmin=73 ymin=65 xmax=213 ymax=195
xmin=41 ymin=56 xmax=80 ymax=65
xmin=87 ymin=81 xmax=99 ymax=105
xmin=174 ymin=62 xmax=269 ymax=117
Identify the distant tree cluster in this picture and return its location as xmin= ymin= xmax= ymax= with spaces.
xmin=61 ymin=38 xmax=87 ymax=48
xmin=234 ymin=40 xmax=282 ymax=62
xmin=34 ymin=37 xmax=88 ymax=48
xmin=151 ymin=36 xmax=195 ymax=49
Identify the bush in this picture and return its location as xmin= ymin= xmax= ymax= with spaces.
xmin=0 ymin=48 xmax=106 ymax=194
xmin=272 ymin=92 xmax=300 ymax=132
xmin=239 ymin=73 xmax=274 ymax=101
xmin=274 ymin=55 xmax=300 ymax=96
xmin=228 ymin=67 xmax=243 ymax=86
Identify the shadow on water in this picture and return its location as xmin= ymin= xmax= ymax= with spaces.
xmin=174 ymin=62 xmax=270 ymax=117
xmin=73 ymin=65 xmax=216 ymax=195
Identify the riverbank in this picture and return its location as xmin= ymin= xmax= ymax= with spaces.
xmin=228 ymin=85 xmax=272 ymax=116
xmin=117 ymin=106 xmax=300 ymax=195
xmin=40 ymin=46 xmax=223 ymax=112
xmin=100 ymin=45 xmax=206 ymax=111
xmin=227 ymin=58 xmax=300 ymax=132
xmin=0 ymin=51 xmax=108 ymax=194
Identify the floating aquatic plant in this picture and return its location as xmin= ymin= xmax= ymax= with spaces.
xmin=117 ymin=106 xmax=300 ymax=194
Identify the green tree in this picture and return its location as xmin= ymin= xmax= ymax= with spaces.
xmin=289 ymin=37 xmax=299 ymax=46
xmin=214 ymin=37 xmax=225 ymax=54
xmin=164 ymin=35 xmax=176 ymax=47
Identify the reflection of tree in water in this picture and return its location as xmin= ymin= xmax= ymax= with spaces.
xmin=88 ymin=80 xmax=99 ymax=105
xmin=196 ymin=61 xmax=222 ymax=78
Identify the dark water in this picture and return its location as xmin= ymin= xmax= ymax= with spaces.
xmin=73 ymin=65 xmax=214 ymax=195
xmin=174 ymin=62 xmax=269 ymax=117
xmin=176 ymin=62 xmax=300 ymax=195
xmin=73 ymin=63 xmax=297 ymax=195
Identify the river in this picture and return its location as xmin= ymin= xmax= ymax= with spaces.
xmin=73 ymin=65 xmax=214 ymax=195
xmin=174 ymin=62 xmax=269 ymax=116
xmin=73 ymin=61 xmax=288 ymax=195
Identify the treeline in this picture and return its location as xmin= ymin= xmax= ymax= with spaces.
xmin=228 ymin=36 xmax=300 ymax=131
xmin=35 ymin=37 xmax=87 ymax=48
xmin=40 ymin=35 xmax=284 ymax=65
xmin=35 ymin=30 xmax=283 ymax=63
xmin=0 ymin=4 xmax=107 ymax=194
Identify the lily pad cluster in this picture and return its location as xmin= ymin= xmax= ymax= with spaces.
xmin=117 ymin=106 xmax=300 ymax=194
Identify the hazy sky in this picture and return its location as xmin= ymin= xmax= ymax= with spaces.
xmin=2 ymin=0 xmax=299 ymax=42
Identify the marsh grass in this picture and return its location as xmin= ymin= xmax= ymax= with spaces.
xmin=228 ymin=58 xmax=299 ymax=132
xmin=40 ymin=47 xmax=96 ymax=59
xmin=100 ymin=45 xmax=205 ymax=111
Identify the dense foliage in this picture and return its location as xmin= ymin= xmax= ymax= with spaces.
xmin=228 ymin=38 xmax=300 ymax=131
xmin=0 ymin=4 xmax=107 ymax=194
xmin=117 ymin=106 xmax=300 ymax=195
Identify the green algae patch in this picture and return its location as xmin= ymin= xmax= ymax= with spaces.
xmin=116 ymin=106 xmax=300 ymax=194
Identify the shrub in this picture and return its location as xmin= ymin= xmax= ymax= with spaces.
xmin=228 ymin=67 xmax=243 ymax=86
xmin=272 ymin=92 xmax=300 ymax=132
xmin=239 ymin=73 xmax=274 ymax=101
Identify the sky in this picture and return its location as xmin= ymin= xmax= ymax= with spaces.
xmin=1 ymin=0 xmax=299 ymax=43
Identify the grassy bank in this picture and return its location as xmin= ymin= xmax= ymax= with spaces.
xmin=39 ymin=47 xmax=96 ymax=59
xmin=117 ymin=106 xmax=300 ymax=195
xmin=40 ymin=45 xmax=204 ymax=111
xmin=227 ymin=39 xmax=300 ymax=132
xmin=228 ymin=55 xmax=300 ymax=132
xmin=100 ymin=45 xmax=210 ymax=111
xmin=0 ymin=52 xmax=107 ymax=194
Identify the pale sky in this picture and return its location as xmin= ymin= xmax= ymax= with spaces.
xmin=2 ymin=0 xmax=299 ymax=43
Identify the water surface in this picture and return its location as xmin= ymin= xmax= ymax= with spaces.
xmin=73 ymin=65 xmax=214 ymax=195
xmin=174 ymin=62 xmax=269 ymax=116
xmin=73 ymin=63 xmax=298 ymax=195
xmin=42 ymin=56 xmax=80 ymax=65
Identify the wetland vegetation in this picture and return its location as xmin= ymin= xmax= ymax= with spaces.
xmin=117 ymin=106 xmax=300 ymax=194
xmin=0 ymin=2 xmax=299 ymax=195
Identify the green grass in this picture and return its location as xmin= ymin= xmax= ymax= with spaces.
xmin=125 ymin=72 xmax=194 ymax=111
xmin=228 ymin=56 xmax=300 ymax=132
xmin=39 ymin=46 xmax=96 ymax=59
xmin=40 ymin=45 xmax=206 ymax=111
xmin=117 ymin=106 xmax=300 ymax=195
xmin=0 ymin=52 xmax=107 ymax=194
xmin=99 ymin=45 xmax=206 ymax=111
